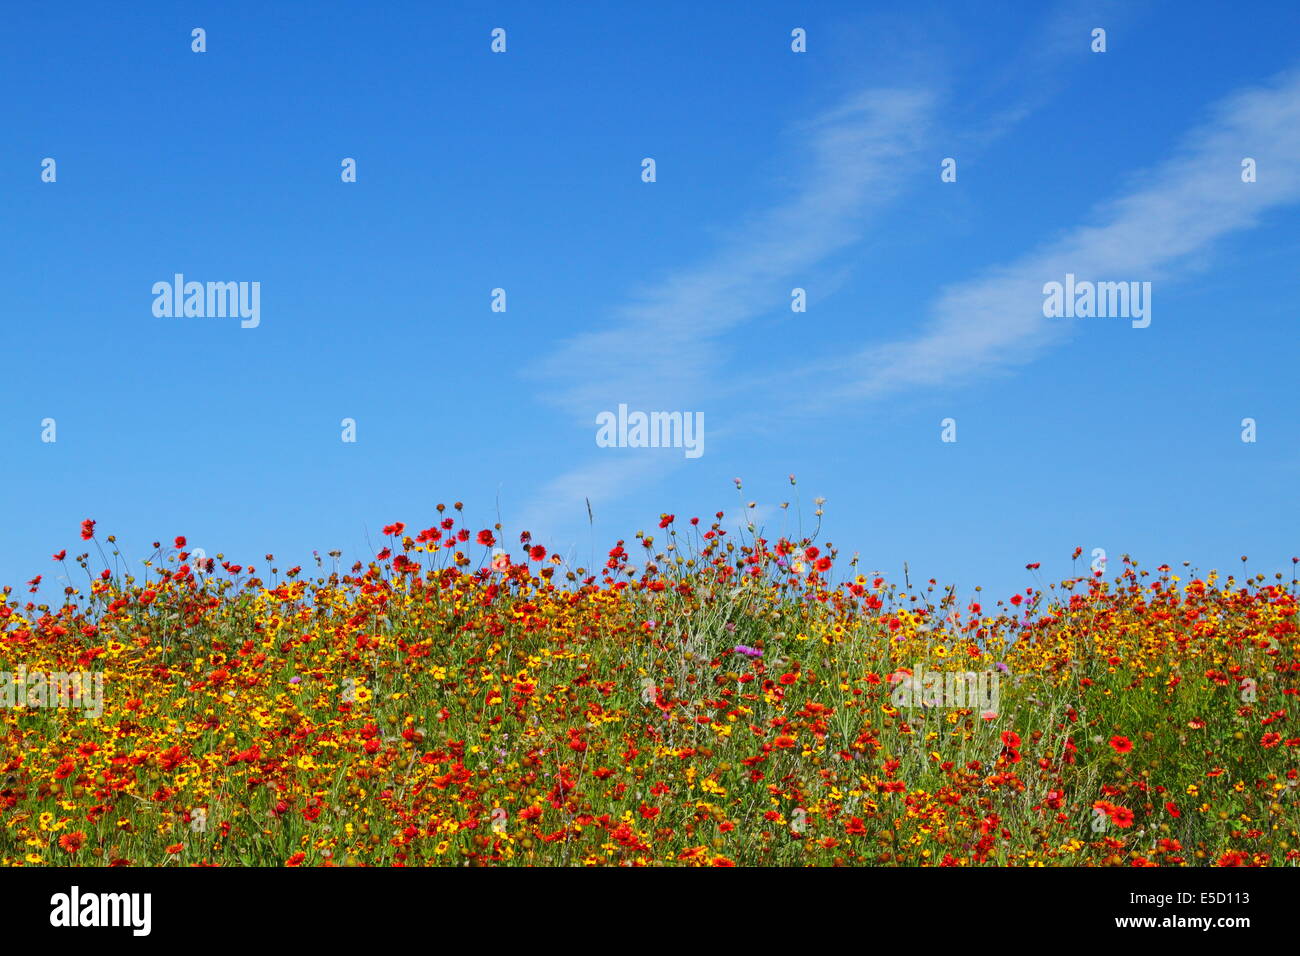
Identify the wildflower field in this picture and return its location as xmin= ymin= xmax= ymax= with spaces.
xmin=2 ymin=509 xmax=1297 ymax=867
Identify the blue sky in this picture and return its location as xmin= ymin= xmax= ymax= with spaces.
xmin=3 ymin=0 xmax=1298 ymax=604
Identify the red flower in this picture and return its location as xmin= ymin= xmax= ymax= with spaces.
xmin=174 ymin=536 xmax=186 ymax=548
xmin=1000 ymin=731 xmax=1021 ymax=749
xmin=382 ymin=522 xmax=405 ymax=537
xmin=1109 ymin=736 xmax=1133 ymax=754
xmin=477 ymin=530 xmax=496 ymax=548
xmin=80 ymin=519 xmax=96 ymax=540
xmin=528 ymin=545 xmax=547 ymax=562
xmin=52 ymin=550 xmax=66 ymax=561
xmin=1110 ymin=807 xmax=1135 ymax=828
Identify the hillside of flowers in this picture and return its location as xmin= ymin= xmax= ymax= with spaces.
xmin=1 ymin=506 xmax=1297 ymax=867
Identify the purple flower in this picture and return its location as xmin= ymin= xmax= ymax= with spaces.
xmin=289 ymin=676 xmax=302 ymax=684
xmin=733 ymin=645 xmax=763 ymax=658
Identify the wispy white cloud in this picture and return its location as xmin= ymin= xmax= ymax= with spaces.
xmin=531 ymin=88 xmax=935 ymax=417
xmin=813 ymin=67 xmax=1300 ymax=400
xmin=521 ymin=59 xmax=1300 ymax=542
